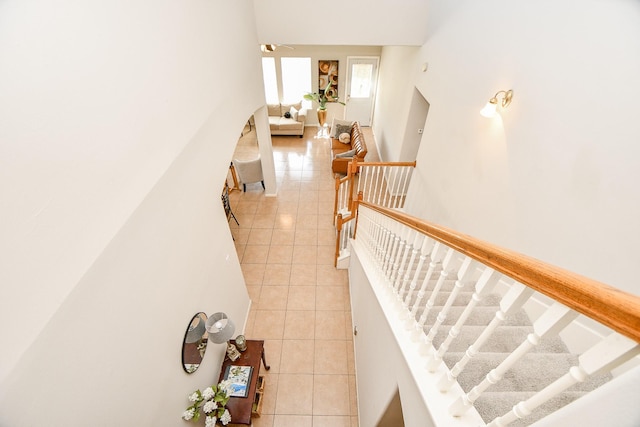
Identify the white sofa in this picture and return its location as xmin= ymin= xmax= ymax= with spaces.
xmin=267 ymin=102 xmax=307 ymax=137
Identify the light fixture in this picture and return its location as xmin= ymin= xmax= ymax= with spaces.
xmin=480 ymin=89 xmax=513 ymax=118
xmin=260 ymin=44 xmax=276 ymax=52
xmin=205 ymin=312 xmax=241 ymax=361
xmin=206 ymin=312 xmax=235 ymax=343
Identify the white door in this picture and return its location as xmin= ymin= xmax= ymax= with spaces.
xmin=345 ymin=57 xmax=379 ymax=126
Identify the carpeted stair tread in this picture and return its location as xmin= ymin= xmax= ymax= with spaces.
xmin=403 ymin=290 xmax=503 ymax=309
xmin=442 ymin=352 xmax=610 ymax=393
xmin=430 ymin=325 xmax=569 ymax=354
xmin=420 ymin=305 xmax=532 ymax=327
xmin=474 ymin=391 xmax=588 ymax=426
xmin=392 ymin=274 xmax=614 ymax=424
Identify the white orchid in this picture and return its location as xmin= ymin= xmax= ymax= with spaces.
xmin=205 ymin=415 xmax=217 ymax=427
xmin=218 ymin=379 xmax=234 ymax=396
xmin=203 ymin=399 xmax=217 ymax=414
xmin=219 ymin=409 xmax=232 ymax=426
xmin=202 ymin=387 xmax=214 ymax=400
xmin=181 ymin=409 xmax=195 ymax=421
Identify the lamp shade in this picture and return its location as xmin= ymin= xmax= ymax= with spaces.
xmin=206 ymin=312 xmax=235 ymax=344
xmin=480 ymin=99 xmax=498 ymax=118
xmin=185 ymin=317 xmax=206 ymax=343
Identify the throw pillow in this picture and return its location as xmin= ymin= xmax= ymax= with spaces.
xmin=338 ymin=132 xmax=351 ymax=144
xmin=284 ymin=111 xmax=291 ymax=119
xmin=267 ymin=104 xmax=281 ymax=117
xmin=335 ymin=148 xmax=357 ymax=158
xmin=335 ymin=124 xmax=352 ymax=137
xmin=289 ymin=106 xmax=299 ymax=121
xmin=329 ymin=118 xmax=354 ymax=138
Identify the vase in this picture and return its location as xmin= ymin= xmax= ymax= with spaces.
xmin=317 ymin=108 xmax=327 ymax=127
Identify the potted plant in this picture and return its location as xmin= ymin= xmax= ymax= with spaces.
xmin=304 ymin=81 xmax=345 ymax=127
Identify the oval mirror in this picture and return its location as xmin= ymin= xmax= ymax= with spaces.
xmin=182 ymin=312 xmax=209 ymax=374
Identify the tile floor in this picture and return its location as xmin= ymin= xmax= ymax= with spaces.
xmin=226 ymin=124 xmax=379 ymax=427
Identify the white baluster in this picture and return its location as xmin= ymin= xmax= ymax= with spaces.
xmin=382 ymin=221 xmax=402 ymax=278
xmin=394 ymin=233 xmax=424 ymax=296
xmin=438 ymin=282 xmax=533 ymax=392
xmin=449 ymin=302 xmax=579 ymax=416
xmin=398 ymin=237 xmax=434 ymax=308
xmin=418 ymin=256 xmax=477 ymax=353
xmin=389 ymin=227 xmax=415 ymax=294
xmin=367 ymin=166 xmax=377 ymax=204
xmin=427 ymin=266 xmax=501 ymax=372
xmin=487 ymin=333 xmax=640 ymax=427
xmin=403 ymin=242 xmax=443 ymax=311
xmin=377 ymin=219 xmax=392 ymax=266
xmin=406 ymin=248 xmax=457 ymax=331
xmin=399 ymin=167 xmax=412 ymax=208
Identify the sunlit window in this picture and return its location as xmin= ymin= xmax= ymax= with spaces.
xmin=262 ymin=57 xmax=279 ymax=104
xmin=349 ymin=63 xmax=373 ymax=98
xmin=281 ymin=57 xmax=311 ymax=109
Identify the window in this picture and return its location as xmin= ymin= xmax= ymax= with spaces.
xmin=281 ymin=57 xmax=311 ymax=109
xmin=262 ymin=57 xmax=279 ymax=104
xmin=349 ymin=63 xmax=373 ymax=98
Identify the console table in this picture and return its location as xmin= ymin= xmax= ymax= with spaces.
xmin=218 ymin=339 xmax=270 ymax=426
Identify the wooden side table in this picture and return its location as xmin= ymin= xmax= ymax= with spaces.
xmin=218 ymin=339 xmax=270 ymax=426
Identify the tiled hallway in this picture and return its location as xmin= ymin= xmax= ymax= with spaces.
xmin=227 ymin=124 xmax=378 ymax=427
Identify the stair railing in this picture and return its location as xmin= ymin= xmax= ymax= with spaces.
xmin=352 ymin=201 xmax=640 ymax=426
xmin=333 ymin=158 xmax=416 ymax=266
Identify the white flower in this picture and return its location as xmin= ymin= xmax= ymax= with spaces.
xmin=205 ymin=415 xmax=217 ymax=427
xmin=202 ymin=387 xmax=214 ymax=400
xmin=220 ymin=409 xmax=232 ymax=425
xmin=218 ymin=379 xmax=233 ymax=396
xmin=203 ymin=399 xmax=218 ymax=414
xmin=182 ymin=408 xmax=195 ymax=421
xmin=188 ymin=392 xmax=199 ymax=402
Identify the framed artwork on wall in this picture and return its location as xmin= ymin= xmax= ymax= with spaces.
xmin=319 ymin=60 xmax=339 ymax=101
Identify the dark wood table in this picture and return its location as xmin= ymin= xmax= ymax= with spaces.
xmin=218 ymin=339 xmax=270 ymax=425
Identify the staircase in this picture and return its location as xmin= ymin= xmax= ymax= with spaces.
xmin=348 ymin=202 xmax=640 ymax=426
xmin=417 ymin=277 xmax=611 ymax=426
xmin=333 ymin=158 xmax=416 ymax=267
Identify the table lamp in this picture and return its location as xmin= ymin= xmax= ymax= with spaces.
xmin=206 ymin=312 xmax=240 ymax=361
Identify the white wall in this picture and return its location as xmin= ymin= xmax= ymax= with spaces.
xmin=374 ymin=0 xmax=640 ymax=295
xmin=372 ymin=46 xmax=422 ymax=161
xmin=253 ymin=0 xmax=428 ymax=46
xmin=349 ymin=253 xmax=435 ymax=427
xmin=0 ymin=0 xmax=264 ymax=424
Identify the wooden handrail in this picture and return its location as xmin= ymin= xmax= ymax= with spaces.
xmin=359 ymin=201 xmax=640 ymax=343
xmin=352 ymin=160 xmax=417 ymax=168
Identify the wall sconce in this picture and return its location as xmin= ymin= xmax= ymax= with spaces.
xmin=480 ymin=89 xmax=513 ymax=118
xmin=260 ymin=44 xmax=276 ymax=52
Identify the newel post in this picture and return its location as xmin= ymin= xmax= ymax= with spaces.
xmin=352 ymin=192 xmax=364 ymax=240
xmin=347 ymin=158 xmax=358 ymax=211
xmin=333 ymin=174 xmax=341 ymax=223
xmin=335 ymin=213 xmax=343 ymax=267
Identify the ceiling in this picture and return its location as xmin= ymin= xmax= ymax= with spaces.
xmin=252 ymin=0 xmax=430 ymax=47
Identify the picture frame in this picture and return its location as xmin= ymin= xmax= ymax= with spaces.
xmin=223 ymin=365 xmax=253 ymax=398
xmin=318 ymin=60 xmax=339 ymax=101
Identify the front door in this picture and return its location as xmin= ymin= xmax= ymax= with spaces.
xmin=345 ymin=57 xmax=379 ymax=126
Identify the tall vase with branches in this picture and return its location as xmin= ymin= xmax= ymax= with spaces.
xmin=304 ymin=81 xmax=345 ymax=131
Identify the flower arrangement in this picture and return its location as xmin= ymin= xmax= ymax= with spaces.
xmin=182 ymin=380 xmax=233 ymax=426
xmin=304 ymin=81 xmax=346 ymax=110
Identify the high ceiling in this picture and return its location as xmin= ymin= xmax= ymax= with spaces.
xmin=253 ymin=0 xmax=430 ymax=46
